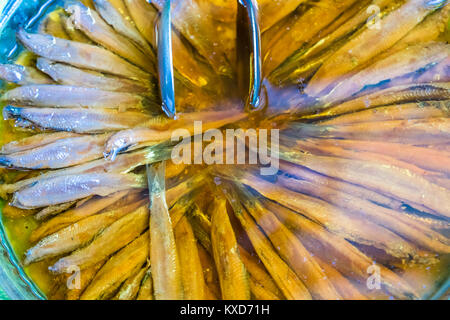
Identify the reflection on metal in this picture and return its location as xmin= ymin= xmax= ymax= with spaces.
xmin=156 ymin=0 xmax=176 ymax=118
xmin=237 ymin=0 xmax=263 ymax=111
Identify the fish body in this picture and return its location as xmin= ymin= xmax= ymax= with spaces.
xmin=2 ymin=85 xmax=144 ymax=109
xmin=30 ymin=190 xmax=132 ymax=242
xmin=306 ymin=0 xmax=445 ymax=97
xmin=81 ymin=231 xmax=149 ymax=300
xmin=3 ymin=106 xmax=151 ymax=133
xmin=17 ymin=29 xmax=151 ymax=82
xmin=0 ymin=134 xmax=110 ymax=169
xmin=0 ymin=63 xmax=52 ymax=85
xmin=148 ymin=162 xmax=184 ymax=300
xmin=323 ymin=42 xmax=450 ymax=105
xmin=50 ymin=205 xmax=149 ymax=273
xmin=0 ymin=132 xmax=79 ymax=155
xmin=210 ymin=196 xmax=251 ymax=300
xmin=93 ymin=0 xmax=155 ymax=56
xmin=25 ymin=203 xmax=144 ymax=264
xmin=65 ymin=2 xmax=155 ymax=73
xmin=36 ymin=58 xmax=152 ymax=94
xmin=11 ymin=173 xmax=145 ymax=209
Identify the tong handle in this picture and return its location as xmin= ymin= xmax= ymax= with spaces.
xmin=156 ymin=0 xmax=176 ymax=118
xmin=237 ymin=0 xmax=263 ymax=110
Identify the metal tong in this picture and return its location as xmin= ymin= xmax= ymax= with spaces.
xmin=155 ymin=0 xmax=263 ymax=118
xmin=155 ymin=0 xmax=176 ymax=118
xmin=237 ymin=0 xmax=263 ymax=111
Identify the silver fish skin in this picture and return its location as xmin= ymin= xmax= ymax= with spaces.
xmin=2 ymin=85 xmax=144 ymax=109
xmin=35 ymin=201 xmax=77 ymax=221
xmin=305 ymin=0 xmax=446 ymax=97
xmin=0 ymin=63 xmax=52 ymax=85
xmin=16 ymin=28 xmax=150 ymax=82
xmin=25 ymin=202 xmax=144 ymax=264
xmin=0 ymin=132 xmax=79 ymax=155
xmin=0 ymin=133 xmax=111 ymax=170
xmin=36 ymin=58 xmax=152 ymax=94
xmin=49 ymin=205 xmax=149 ymax=274
xmin=92 ymin=0 xmax=154 ymax=56
xmin=123 ymin=0 xmax=158 ymax=48
xmin=64 ymin=2 xmax=155 ymax=73
xmin=11 ymin=172 xmax=146 ymax=209
xmin=2 ymin=106 xmax=151 ymax=133
xmin=323 ymin=42 xmax=450 ymax=105
xmin=0 ymin=144 xmax=173 ymax=197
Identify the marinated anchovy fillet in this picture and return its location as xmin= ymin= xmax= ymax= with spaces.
xmin=104 ymin=110 xmax=247 ymax=158
xmin=220 ymin=182 xmax=312 ymax=300
xmin=288 ymin=118 xmax=450 ymax=144
xmin=93 ymin=0 xmax=154 ymax=55
xmin=307 ymin=83 xmax=450 ymax=120
xmin=303 ymin=139 xmax=450 ymax=175
xmin=50 ymin=205 xmax=149 ymax=273
xmin=209 ymin=196 xmax=251 ymax=300
xmin=39 ymin=9 xmax=71 ymax=40
xmin=3 ymin=106 xmax=151 ymax=133
xmin=269 ymin=0 xmax=398 ymax=84
xmin=66 ymin=261 xmax=105 ymax=300
xmin=236 ymin=185 xmax=341 ymax=299
xmin=81 ymin=232 xmax=149 ymax=300
xmin=123 ymin=0 xmax=158 ymax=48
xmin=263 ymin=0 xmax=357 ymax=76
xmin=17 ymin=29 xmax=151 ymax=81
xmin=1 ymin=132 xmax=80 ymax=155
xmin=35 ymin=201 xmax=77 ymax=221
xmin=30 ymin=190 xmax=134 ymax=242
xmin=277 ymin=175 xmax=450 ymax=254
xmin=238 ymin=247 xmax=284 ymax=300
xmin=148 ymin=163 xmax=183 ymax=300
xmin=61 ymin=11 xmax=94 ymax=44
xmin=322 ymin=42 xmax=450 ymax=105
xmin=319 ymin=102 xmax=449 ymax=125
xmin=264 ymin=200 xmax=418 ymax=299
xmin=36 ymin=58 xmax=151 ymax=94
xmin=136 ymin=269 xmax=154 ymax=300
xmin=233 ymin=170 xmax=420 ymax=259
xmin=65 ymin=1 xmax=155 ymax=73
xmin=375 ymin=4 xmax=450 ymax=60
xmin=0 ymin=146 xmax=171 ymax=196
xmin=114 ymin=266 xmax=148 ymax=300
xmin=0 ymin=63 xmax=52 ymax=85
xmin=175 ymin=215 xmax=206 ymax=300
xmin=0 ymin=133 xmax=111 ymax=170
xmin=258 ymin=0 xmax=306 ymax=32
xmin=2 ymin=85 xmax=145 ymax=109
xmin=306 ymin=0 xmax=446 ymax=97
xmin=11 ymin=173 xmax=146 ymax=209
xmin=279 ymin=150 xmax=450 ymax=218
xmin=25 ymin=202 xmax=145 ymax=264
